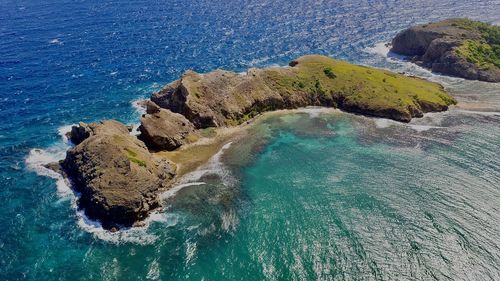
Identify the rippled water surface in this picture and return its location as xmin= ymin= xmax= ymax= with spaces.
xmin=1 ymin=0 xmax=499 ymax=280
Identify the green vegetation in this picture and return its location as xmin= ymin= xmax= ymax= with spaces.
xmin=125 ymin=148 xmax=147 ymax=167
xmin=449 ymin=19 xmax=500 ymax=69
xmin=449 ymin=18 xmax=500 ymax=45
xmin=178 ymin=55 xmax=456 ymax=124
xmin=323 ymin=67 xmax=337 ymax=79
xmin=455 ymin=40 xmax=500 ymax=68
xmin=260 ymin=55 xmax=455 ymax=115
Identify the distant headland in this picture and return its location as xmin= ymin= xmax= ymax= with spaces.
xmin=51 ymin=55 xmax=457 ymax=230
xmin=391 ymin=18 xmax=500 ymax=82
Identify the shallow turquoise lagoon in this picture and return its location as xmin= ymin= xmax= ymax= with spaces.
xmin=1 ymin=0 xmax=500 ymax=280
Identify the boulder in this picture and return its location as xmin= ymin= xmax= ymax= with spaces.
xmin=67 ymin=122 xmax=92 ymax=145
xmin=139 ymin=104 xmax=197 ymax=151
xmin=62 ymin=120 xmax=175 ymax=229
xmin=66 ymin=120 xmax=136 ymax=145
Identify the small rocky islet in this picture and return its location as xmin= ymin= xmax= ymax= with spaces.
xmin=391 ymin=18 xmax=500 ymax=82
xmin=57 ymin=54 xmax=459 ymax=230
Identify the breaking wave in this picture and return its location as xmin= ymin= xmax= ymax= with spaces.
xmin=25 ymin=125 xmax=74 ymax=197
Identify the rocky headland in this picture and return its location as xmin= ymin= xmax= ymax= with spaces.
xmin=391 ymin=18 xmax=500 ymax=82
xmin=61 ymin=120 xmax=176 ymax=229
xmin=58 ymin=55 xmax=457 ymax=230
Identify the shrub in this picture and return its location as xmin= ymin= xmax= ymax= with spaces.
xmin=323 ymin=67 xmax=337 ymax=79
xmin=456 ymin=40 xmax=500 ymax=68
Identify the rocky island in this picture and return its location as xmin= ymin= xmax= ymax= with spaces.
xmin=57 ymin=55 xmax=456 ymax=230
xmin=391 ymin=18 xmax=500 ymax=82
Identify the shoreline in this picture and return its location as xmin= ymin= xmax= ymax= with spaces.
xmin=26 ymin=103 xmax=495 ymax=235
xmin=156 ymin=107 xmax=337 ymax=181
xmin=158 ymin=100 xmax=499 ymax=188
xmin=157 ymin=106 xmax=352 ymax=189
xmin=44 ymin=55 xmax=458 ymax=230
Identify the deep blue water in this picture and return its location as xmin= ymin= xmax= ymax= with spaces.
xmin=1 ymin=0 xmax=500 ymax=280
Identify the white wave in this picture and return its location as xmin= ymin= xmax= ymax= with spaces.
xmin=57 ymin=124 xmax=74 ymax=144
xmin=221 ymin=208 xmax=239 ymax=232
xmin=26 ymin=125 xmax=74 ymax=197
xmin=407 ymin=124 xmax=443 ymax=132
xmin=146 ymin=260 xmax=160 ymax=280
xmin=130 ymin=99 xmax=147 ymax=135
xmin=160 ymin=182 xmax=206 ymax=200
xmin=249 ymin=56 xmax=270 ymax=66
xmin=364 ymin=41 xmax=417 ymax=63
xmin=364 ymin=42 xmax=390 ymax=57
xmin=268 ymin=63 xmax=281 ymax=68
xmin=373 ymin=113 xmax=445 ymax=132
xmin=454 ymin=110 xmax=500 ymax=117
xmin=26 ymin=148 xmax=72 ymax=197
xmin=130 ymin=121 xmax=141 ymax=134
xmin=27 ymin=124 xmax=181 ymax=244
xmin=373 ymin=118 xmax=395 ymax=128
xmin=76 ymin=210 xmax=179 ymax=246
xmin=49 ymin=38 xmax=62 ymax=45
xmin=131 ymin=98 xmax=147 ymax=115
xmin=74 ymin=190 xmax=181 ymax=244
xmin=298 ymin=106 xmax=338 ymax=118
xmin=363 ymin=41 xmax=465 ymax=88
xmin=179 ymin=142 xmax=233 ymax=184
xmin=185 ymin=241 xmax=197 ymax=265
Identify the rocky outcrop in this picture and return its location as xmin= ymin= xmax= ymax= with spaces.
xmin=150 ymin=55 xmax=455 ymax=125
xmin=67 ymin=122 xmax=92 ymax=145
xmin=139 ymin=101 xmax=197 ymax=150
xmin=152 ymin=69 xmax=287 ymax=128
xmin=59 ymin=55 xmax=458 ymax=229
xmin=62 ymin=120 xmax=175 ymax=229
xmin=391 ymin=19 xmax=500 ymax=82
xmin=67 ymin=120 xmax=133 ymax=145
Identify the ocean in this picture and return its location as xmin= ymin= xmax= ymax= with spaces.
xmin=1 ymin=0 xmax=499 ymax=280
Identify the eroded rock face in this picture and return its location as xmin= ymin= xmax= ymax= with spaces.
xmin=67 ymin=122 xmax=92 ymax=145
xmin=67 ymin=120 xmax=133 ymax=145
xmin=62 ymin=120 xmax=175 ymax=229
xmin=391 ymin=19 xmax=500 ymax=82
xmin=139 ymin=101 xmax=196 ymax=151
xmin=150 ymin=68 xmax=333 ymax=128
xmin=151 ymin=69 xmax=281 ymax=128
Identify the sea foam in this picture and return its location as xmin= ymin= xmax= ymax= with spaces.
xmin=25 ymin=125 xmax=74 ymax=197
xmin=76 ymin=209 xmax=179 ymax=245
xmin=130 ymin=98 xmax=147 ymax=135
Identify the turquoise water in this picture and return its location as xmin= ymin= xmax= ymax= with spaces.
xmin=1 ymin=0 xmax=500 ymax=280
xmin=25 ymin=110 xmax=500 ymax=281
xmin=212 ymin=111 xmax=500 ymax=280
xmin=15 ymin=110 xmax=500 ymax=280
